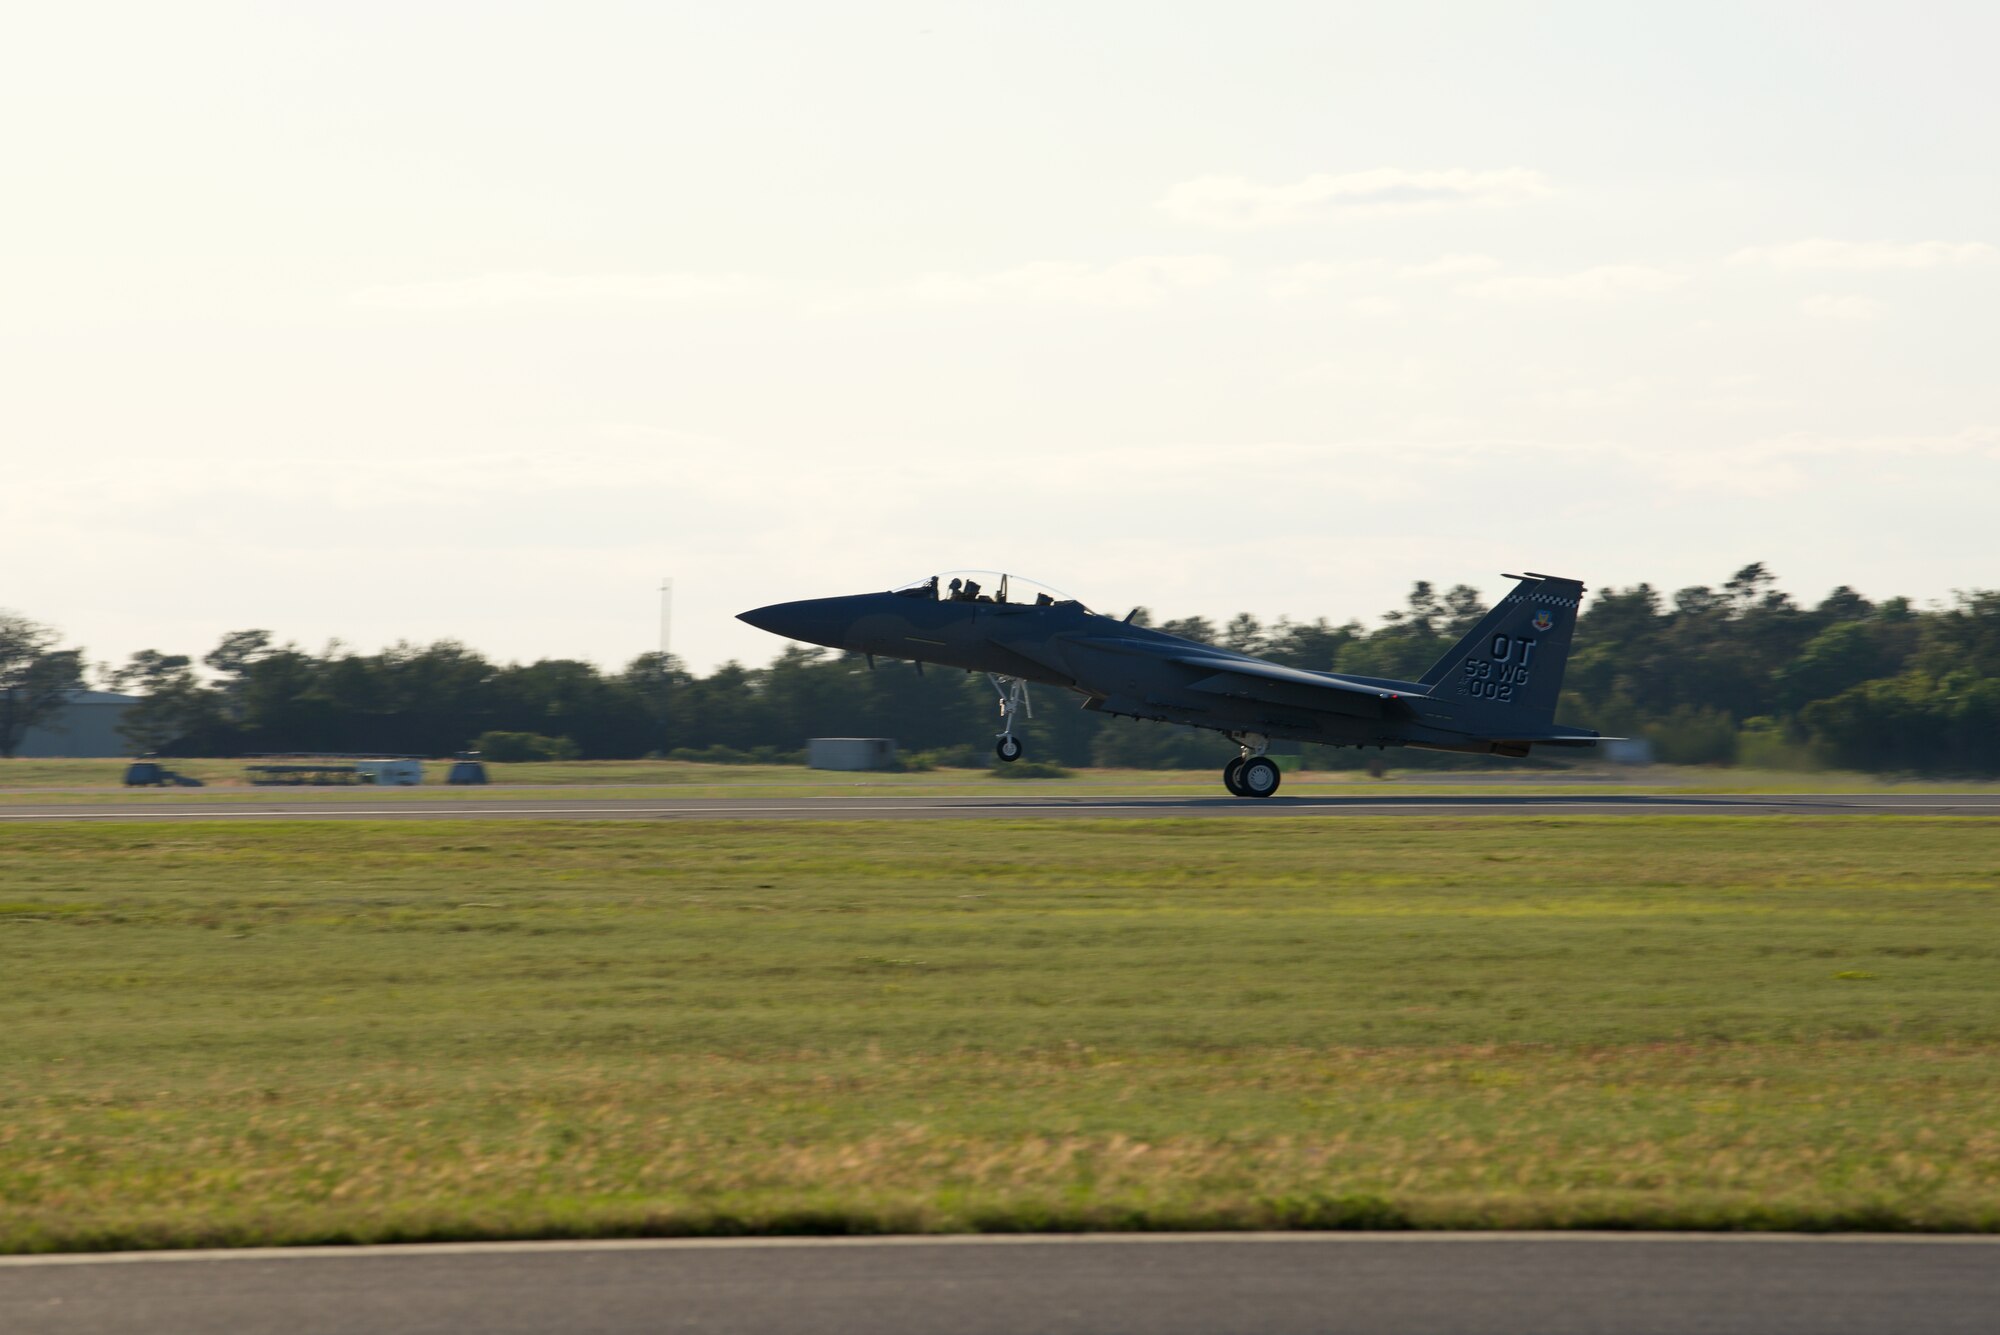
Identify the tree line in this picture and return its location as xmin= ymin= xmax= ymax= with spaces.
xmin=3 ymin=563 xmax=1996 ymax=774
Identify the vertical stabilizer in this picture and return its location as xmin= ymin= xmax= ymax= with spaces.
xmin=1417 ymin=573 xmax=1585 ymax=723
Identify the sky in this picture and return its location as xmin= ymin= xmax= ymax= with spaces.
xmin=5 ymin=1 xmax=1998 ymax=678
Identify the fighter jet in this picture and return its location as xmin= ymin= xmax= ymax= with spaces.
xmin=738 ymin=570 xmax=1604 ymax=797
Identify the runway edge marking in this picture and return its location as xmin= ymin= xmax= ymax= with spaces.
xmin=5 ymin=1232 xmax=1999 ymax=1266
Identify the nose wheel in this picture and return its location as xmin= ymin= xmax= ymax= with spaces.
xmin=990 ymin=674 xmax=1031 ymax=763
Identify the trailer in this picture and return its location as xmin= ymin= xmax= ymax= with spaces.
xmin=244 ymin=755 xmax=425 ymax=786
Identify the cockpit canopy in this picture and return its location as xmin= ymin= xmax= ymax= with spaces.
xmin=892 ymin=571 xmax=1091 ymax=612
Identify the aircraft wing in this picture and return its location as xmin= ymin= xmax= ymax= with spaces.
xmin=1171 ymin=653 xmax=1421 ymax=720
xmin=1059 ymin=635 xmax=1423 ymax=720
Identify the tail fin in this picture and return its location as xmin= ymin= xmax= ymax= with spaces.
xmin=1417 ymin=573 xmax=1586 ymax=723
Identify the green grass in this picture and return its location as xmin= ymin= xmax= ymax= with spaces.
xmin=2 ymin=816 xmax=1998 ymax=1249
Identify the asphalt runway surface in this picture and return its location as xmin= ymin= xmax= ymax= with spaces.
xmin=1 ymin=792 xmax=1997 ymax=822
xmin=5 ymin=1234 xmax=1998 ymax=1335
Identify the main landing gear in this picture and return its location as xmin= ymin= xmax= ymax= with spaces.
xmin=1223 ymin=734 xmax=1281 ymax=798
xmin=991 ymin=674 xmax=1031 ymax=762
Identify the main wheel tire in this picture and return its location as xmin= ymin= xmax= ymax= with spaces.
xmin=1222 ymin=757 xmax=1249 ymax=796
xmin=1239 ymin=756 xmax=1282 ymax=798
xmin=996 ymin=736 xmax=1024 ymax=763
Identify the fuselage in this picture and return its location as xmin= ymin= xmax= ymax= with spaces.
xmin=736 ymin=588 xmax=1534 ymax=753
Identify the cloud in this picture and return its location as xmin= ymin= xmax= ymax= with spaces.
xmin=1346 ymin=295 xmax=1402 ymax=318
xmin=907 ymin=256 xmax=1230 ymax=307
xmin=1264 ymin=259 xmax=1385 ymax=299
xmin=1626 ymin=429 xmax=1998 ymax=496
xmin=1156 ymin=168 xmax=1550 ymax=229
xmin=351 ymin=259 xmax=1234 ymax=315
xmin=1525 ymin=378 xmax=1652 ymax=411
xmin=346 ymin=271 xmax=776 ymax=311
xmin=1729 ymin=239 xmax=1997 ymax=271
xmin=1400 ymin=253 xmax=1502 ymax=278
xmin=1800 ymin=293 xmax=1883 ymax=322
xmin=1264 ymin=252 xmax=1502 ymax=300
xmin=1460 ymin=265 xmax=1686 ymax=302
xmin=1290 ymin=356 xmax=1432 ymax=389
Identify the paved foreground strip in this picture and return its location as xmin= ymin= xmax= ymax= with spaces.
xmin=5 ymin=1233 xmax=1998 ymax=1335
xmin=1 ymin=792 xmax=1998 ymax=822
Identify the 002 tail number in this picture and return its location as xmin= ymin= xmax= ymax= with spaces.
xmin=1461 ymin=635 xmax=1535 ymax=700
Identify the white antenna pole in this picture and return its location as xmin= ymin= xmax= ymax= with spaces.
xmin=659 ymin=578 xmax=674 ymax=659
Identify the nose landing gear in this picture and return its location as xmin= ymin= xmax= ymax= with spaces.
xmin=1223 ymin=734 xmax=1281 ymax=798
xmin=991 ymin=674 xmax=1031 ymax=762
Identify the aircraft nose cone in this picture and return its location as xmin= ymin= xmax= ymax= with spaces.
xmin=736 ymin=597 xmax=857 ymax=650
xmin=735 ymin=602 xmax=793 ymax=635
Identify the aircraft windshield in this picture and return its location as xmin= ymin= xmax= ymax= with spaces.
xmin=891 ymin=571 xmax=1091 ymax=612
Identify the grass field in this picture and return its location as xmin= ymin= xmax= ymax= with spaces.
xmin=3 ymin=816 xmax=1998 ymax=1250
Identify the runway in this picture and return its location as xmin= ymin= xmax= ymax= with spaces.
xmin=5 ymin=1233 xmax=1997 ymax=1335
xmin=0 ymin=791 xmax=1996 ymax=822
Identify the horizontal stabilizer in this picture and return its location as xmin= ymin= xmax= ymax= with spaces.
xmin=1490 ymin=731 xmax=1615 ymax=748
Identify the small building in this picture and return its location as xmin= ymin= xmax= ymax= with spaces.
xmin=13 ymin=690 xmax=142 ymax=758
xmin=807 ymin=738 xmax=898 ymax=771
xmin=355 ymin=758 xmax=423 ymax=786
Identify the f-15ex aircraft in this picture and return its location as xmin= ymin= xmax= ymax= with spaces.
xmin=739 ymin=569 xmax=1604 ymax=798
